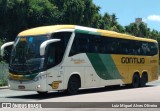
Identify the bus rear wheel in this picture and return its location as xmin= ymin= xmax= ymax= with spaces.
xmin=132 ymin=74 xmax=140 ymax=88
xmin=140 ymin=74 xmax=148 ymax=87
xmin=66 ymin=76 xmax=80 ymax=95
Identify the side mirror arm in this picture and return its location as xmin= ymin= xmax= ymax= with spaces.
xmin=1 ymin=41 xmax=14 ymax=57
xmin=40 ymin=39 xmax=61 ymax=56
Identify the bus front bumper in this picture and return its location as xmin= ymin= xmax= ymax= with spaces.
xmin=8 ymin=72 xmax=47 ymax=92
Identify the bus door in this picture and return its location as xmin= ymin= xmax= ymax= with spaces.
xmin=45 ymin=43 xmax=64 ymax=91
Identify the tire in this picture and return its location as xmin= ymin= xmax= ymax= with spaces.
xmin=140 ymin=74 xmax=148 ymax=87
xmin=67 ymin=76 xmax=80 ymax=95
xmin=132 ymin=74 xmax=140 ymax=88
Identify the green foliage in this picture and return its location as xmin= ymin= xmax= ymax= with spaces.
xmin=0 ymin=38 xmax=3 ymax=46
xmin=125 ymin=22 xmax=149 ymax=37
xmin=0 ymin=0 xmax=60 ymax=41
xmin=63 ymin=0 xmax=85 ymax=24
xmin=125 ymin=22 xmax=160 ymax=41
xmin=0 ymin=79 xmax=8 ymax=86
xmin=102 ymin=13 xmax=112 ymax=30
xmin=0 ymin=63 xmax=8 ymax=86
xmin=52 ymin=0 xmax=100 ymax=26
xmin=82 ymin=0 xmax=100 ymax=26
xmin=0 ymin=0 xmax=160 ymax=47
xmin=0 ymin=39 xmax=4 ymax=63
xmin=28 ymin=0 xmax=60 ymax=27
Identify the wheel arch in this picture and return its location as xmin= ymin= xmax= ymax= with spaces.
xmin=68 ymin=72 xmax=82 ymax=88
xmin=133 ymin=71 xmax=140 ymax=77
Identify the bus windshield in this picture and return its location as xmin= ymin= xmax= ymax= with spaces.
xmin=10 ymin=35 xmax=48 ymax=74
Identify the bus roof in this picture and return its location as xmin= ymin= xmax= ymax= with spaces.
xmin=18 ymin=25 xmax=157 ymax=43
xmin=18 ymin=25 xmax=75 ymax=36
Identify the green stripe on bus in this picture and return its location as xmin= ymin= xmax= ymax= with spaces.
xmin=23 ymin=73 xmax=38 ymax=80
xmin=86 ymin=53 xmax=123 ymax=80
xmin=75 ymin=29 xmax=100 ymax=35
xmin=99 ymin=54 xmax=123 ymax=79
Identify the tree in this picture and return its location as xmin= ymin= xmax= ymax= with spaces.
xmin=27 ymin=0 xmax=60 ymax=27
xmin=111 ymin=13 xmax=118 ymax=27
xmin=125 ymin=23 xmax=139 ymax=36
xmin=91 ymin=13 xmax=102 ymax=28
xmin=115 ymin=24 xmax=125 ymax=33
xmin=125 ymin=22 xmax=160 ymax=39
xmin=63 ymin=0 xmax=85 ymax=24
xmin=149 ymin=29 xmax=159 ymax=39
xmin=1 ymin=0 xmax=160 ymax=48
xmin=138 ymin=23 xmax=149 ymax=37
xmin=61 ymin=0 xmax=100 ymax=26
xmin=0 ymin=0 xmax=60 ymax=41
xmin=102 ymin=12 xmax=112 ymax=30
xmin=82 ymin=0 xmax=100 ymax=26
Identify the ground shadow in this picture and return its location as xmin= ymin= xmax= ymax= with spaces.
xmin=6 ymin=84 xmax=155 ymax=100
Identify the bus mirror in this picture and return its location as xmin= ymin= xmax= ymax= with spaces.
xmin=1 ymin=41 xmax=14 ymax=57
xmin=40 ymin=39 xmax=61 ymax=56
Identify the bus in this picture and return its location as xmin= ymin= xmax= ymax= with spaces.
xmin=1 ymin=25 xmax=159 ymax=95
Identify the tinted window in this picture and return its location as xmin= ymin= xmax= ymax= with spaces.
xmin=69 ymin=32 xmax=158 ymax=56
xmin=69 ymin=33 xmax=90 ymax=56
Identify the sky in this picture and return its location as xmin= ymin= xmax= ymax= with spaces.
xmin=93 ymin=0 xmax=160 ymax=31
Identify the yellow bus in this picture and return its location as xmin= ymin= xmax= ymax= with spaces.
xmin=1 ymin=25 xmax=159 ymax=95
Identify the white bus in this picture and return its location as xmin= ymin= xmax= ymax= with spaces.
xmin=1 ymin=25 xmax=159 ymax=94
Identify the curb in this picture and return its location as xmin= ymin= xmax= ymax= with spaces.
xmin=0 ymin=86 xmax=8 ymax=89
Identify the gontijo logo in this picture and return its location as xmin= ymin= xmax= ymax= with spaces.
xmin=121 ymin=57 xmax=145 ymax=64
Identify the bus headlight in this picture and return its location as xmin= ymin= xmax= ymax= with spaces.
xmin=36 ymin=85 xmax=41 ymax=89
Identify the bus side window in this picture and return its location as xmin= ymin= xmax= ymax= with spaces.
xmin=98 ymin=37 xmax=106 ymax=54
xmin=120 ymin=39 xmax=128 ymax=55
xmin=69 ymin=33 xmax=91 ymax=56
xmin=69 ymin=38 xmax=78 ymax=56
xmin=79 ymin=37 xmax=89 ymax=53
xmin=46 ymin=43 xmax=57 ymax=69
xmin=149 ymin=42 xmax=158 ymax=56
xmin=132 ymin=41 xmax=140 ymax=55
xmin=88 ymin=36 xmax=96 ymax=53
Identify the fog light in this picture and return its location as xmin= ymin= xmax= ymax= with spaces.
xmin=36 ymin=85 xmax=41 ymax=89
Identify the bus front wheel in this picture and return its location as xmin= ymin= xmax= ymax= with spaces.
xmin=132 ymin=74 xmax=140 ymax=88
xmin=66 ymin=76 xmax=80 ymax=95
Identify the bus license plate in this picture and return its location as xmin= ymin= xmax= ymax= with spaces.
xmin=18 ymin=85 xmax=25 ymax=89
